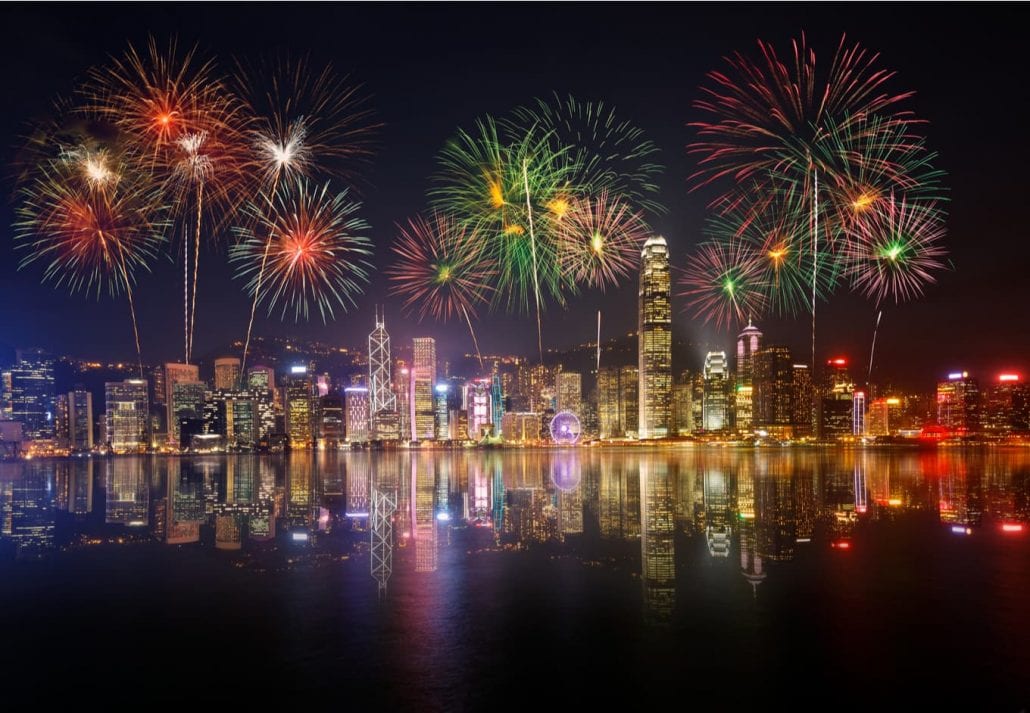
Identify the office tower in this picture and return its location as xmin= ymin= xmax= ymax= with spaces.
xmin=247 ymin=365 xmax=275 ymax=392
xmin=434 ymin=384 xmax=450 ymax=440
xmin=597 ymin=365 xmax=639 ymax=438
xmin=412 ymin=338 xmax=436 ymax=440
xmin=735 ymin=321 xmax=762 ymax=432
xmin=491 ymin=375 xmax=504 ymax=437
xmin=753 ymin=346 xmax=794 ymax=435
xmin=501 ymin=412 xmax=542 ymax=443
xmin=152 ymin=365 xmax=167 ymax=406
xmin=344 ymin=386 xmax=370 ymax=443
xmin=105 ymin=379 xmax=149 ymax=453
xmin=672 ymin=371 xmax=694 ymax=435
xmin=556 ymin=371 xmax=583 ymax=415
xmin=703 ymin=351 xmax=729 ymax=431
xmin=393 ymin=361 xmax=410 ymax=441
xmin=984 ymin=374 xmax=1030 ymax=434
xmin=67 ymin=389 xmax=93 ymax=450
xmin=865 ymin=397 xmax=900 ymax=437
xmin=818 ymin=358 xmax=854 ymax=440
xmin=9 ymin=350 xmax=56 ymax=440
xmin=214 ymin=357 xmax=241 ymax=390
xmin=286 ymin=368 xmax=314 ymax=449
xmin=368 ymin=312 xmax=399 ymax=439
xmin=1 ymin=369 xmax=13 ymax=419
xmin=638 ymin=235 xmax=672 ymax=439
xmin=164 ymin=363 xmax=200 ymax=445
xmin=853 ymin=391 xmax=867 ymax=436
xmin=936 ymin=371 xmax=981 ymax=433
xmin=465 ymin=378 xmax=493 ymax=439
xmin=318 ymin=395 xmax=344 ymax=447
xmin=54 ymin=394 xmax=69 ymax=448
xmin=791 ymin=364 xmax=814 ymax=437
xmin=171 ymin=381 xmax=206 ymax=448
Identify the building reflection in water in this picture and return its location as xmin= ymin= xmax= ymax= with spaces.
xmin=640 ymin=455 xmax=675 ymax=623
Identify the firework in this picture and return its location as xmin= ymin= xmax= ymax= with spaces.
xmin=679 ymin=240 xmax=767 ymax=329
xmin=557 ymin=191 xmax=650 ymax=291
xmin=844 ymin=195 xmax=948 ymax=305
xmin=705 ymin=178 xmax=841 ymax=316
xmin=689 ymin=32 xmax=916 ymax=191
xmin=231 ymin=179 xmax=372 ymax=323
xmin=387 ymin=213 xmax=494 ymax=364
xmin=512 ymin=93 xmax=665 ymax=214
xmin=15 ymin=146 xmax=166 ymax=375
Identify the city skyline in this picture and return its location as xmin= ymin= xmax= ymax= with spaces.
xmin=2 ymin=5 xmax=1030 ymax=384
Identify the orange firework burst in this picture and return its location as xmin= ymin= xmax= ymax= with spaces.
xmin=557 ymin=191 xmax=650 ymax=291
xmin=231 ymin=178 xmax=373 ymax=323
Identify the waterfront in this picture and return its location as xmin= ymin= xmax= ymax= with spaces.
xmin=1 ymin=449 xmax=1027 ymax=707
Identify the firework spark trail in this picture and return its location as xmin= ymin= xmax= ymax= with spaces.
xmin=868 ymin=309 xmax=883 ymax=382
xmin=522 ymin=158 xmax=544 ymax=363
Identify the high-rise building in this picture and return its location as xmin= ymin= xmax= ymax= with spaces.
xmin=344 ymin=386 xmax=370 ymax=443
xmin=152 ymin=365 xmax=167 ymax=406
xmin=735 ymin=321 xmax=763 ymax=432
xmin=672 ymin=371 xmax=694 ymax=435
xmin=638 ymin=236 xmax=672 ymax=439
xmin=556 ymin=372 xmax=582 ymax=416
xmin=1 ymin=369 xmax=13 ymax=420
xmin=791 ymin=364 xmax=814 ymax=437
xmin=54 ymin=394 xmax=69 ymax=448
xmin=164 ymin=363 xmax=200 ymax=445
xmin=318 ymin=395 xmax=345 ymax=446
xmin=214 ymin=357 xmax=241 ymax=390
xmin=984 ymin=374 xmax=1029 ymax=435
xmin=491 ymin=375 xmax=504 ymax=437
xmin=393 ymin=360 xmax=410 ymax=441
xmin=171 ymin=381 xmax=206 ymax=449
xmin=865 ymin=396 xmax=902 ymax=436
xmin=753 ymin=346 xmax=794 ymax=434
xmin=368 ymin=311 xmax=399 ymax=439
xmin=247 ymin=365 xmax=275 ymax=392
xmin=501 ymin=412 xmax=542 ymax=443
xmin=286 ymin=368 xmax=314 ymax=449
xmin=434 ymin=384 xmax=450 ymax=440
xmin=412 ymin=338 xmax=436 ymax=441
xmin=936 ymin=371 xmax=981 ymax=434
xmin=703 ymin=351 xmax=729 ymax=431
xmin=105 ymin=379 xmax=149 ymax=453
xmin=9 ymin=350 xmax=55 ymax=440
xmin=853 ymin=391 xmax=867 ymax=436
xmin=67 ymin=389 xmax=93 ymax=450
xmin=465 ymin=378 xmax=493 ymax=439
xmin=818 ymin=357 xmax=855 ymax=440
xmin=598 ymin=365 xmax=639 ymax=438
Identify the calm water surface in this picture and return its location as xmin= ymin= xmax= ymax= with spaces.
xmin=1 ymin=448 xmax=1027 ymax=708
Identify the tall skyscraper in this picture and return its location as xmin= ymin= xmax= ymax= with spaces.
xmin=598 ymin=366 xmax=639 ymax=438
xmin=791 ymin=364 xmax=814 ymax=437
xmin=105 ymin=379 xmax=149 ymax=453
xmin=171 ymin=381 xmax=206 ymax=448
xmin=393 ymin=360 xmax=411 ymax=441
xmin=984 ymin=374 xmax=1029 ymax=435
xmin=465 ymin=378 xmax=492 ymax=439
xmin=434 ymin=384 xmax=450 ymax=440
xmin=936 ymin=371 xmax=981 ymax=434
xmin=753 ymin=346 xmax=794 ymax=434
xmin=344 ymin=386 xmax=370 ymax=443
xmin=490 ymin=374 xmax=504 ymax=437
xmin=556 ymin=372 xmax=582 ymax=415
xmin=412 ymin=338 xmax=436 ymax=441
xmin=214 ymin=357 xmax=241 ymax=391
xmin=9 ymin=350 xmax=55 ymax=440
xmin=67 ymin=389 xmax=94 ymax=450
xmin=818 ymin=357 xmax=855 ymax=440
xmin=638 ymin=236 xmax=672 ymax=439
xmin=247 ymin=365 xmax=275 ymax=392
xmin=285 ymin=368 xmax=314 ymax=449
xmin=369 ymin=312 xmax=399 ymax=440
xmin=1 ymin=369 xmax=13 ymax=420
xmin=735 ymin=321 xmax=763 ymax=432
xmin=164 ymin=363 xmax=200 ymax=445
xmin=703 ymin=351 xmax=729 ymax=431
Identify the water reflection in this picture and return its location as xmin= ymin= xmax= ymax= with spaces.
xmin=2 ymin=448 xmax=1029 ymax=623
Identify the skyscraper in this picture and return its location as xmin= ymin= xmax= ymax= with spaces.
xmin=638 ymin=236 xmax=672 ymax=439
xmin=936 ymin=371 xmax=981 ymax=434
xmin=105 ymin=379 xmax=149 ymax=453
xmin=9 ymin=350 xmax=55 ymax=440
xmin=344 ymin=387 xmax=370 ymax=443
xmin=791 ymin=364 xmax=814 ymax=437
xmin=434 ymin=384 xmax=450 ymax=440
xmin=368 ymin=311 xmax=398 ymax=439
xmin=164 ymin=363 xmax=200 ymax=445
xmin=286 ymin=368 xmax=314 ymax=449
xmin=247 ymin=365 xmax=275 ymax=392
xmin=556 ymin=372 xmax=583 ymax=415
xmin=984 ymin=374 xmax=1029 ymax=435
xmin=412 ymin=338 xmax=436 ymax=441
xmin=171 ymin=381 xmax=206 ymax=449
xmin=214 ymin=357 xmax=241 ymax=391
xmin=735 ymin=321 xmax=763 ymax=432
xmin=703 ymin=351 xmax=729 ymax=431
xmin=753 ymin=345 xmax=794 ymax=434
xmin=598 ymin=365 xmax=639 ymax=438
xmin=67 ymin=389 xmax=93 ymax=451
xmin=818 ymin=358 xmax=855 ymax=440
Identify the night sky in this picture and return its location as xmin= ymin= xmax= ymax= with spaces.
xmin=1 ymin=3 xmax=1027 ymax=388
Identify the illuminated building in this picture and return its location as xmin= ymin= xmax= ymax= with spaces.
xmin=286 ymin=367 xmax=314 ymax=449
xmin=9 ymin=350 xmax=55 ymax=440
xmin=164 ymin=363 xmax=200 ymax=445
xmin=412 ymin=338 xmax=436 ymax=441
xmin=866 ymin=397 xmax=903 ymax=436
xmin=735 ymin=321 xmax=762 ymax=432
xmin=791 ymin=364 xmax=814 ymax=437
xmin=171 ymin=381 xmax=206 ymax=449
xmin=703 ymin=351 xmax=729 ymax=431
xmin=501 ymin=412 xmax=542 ymax=443
xmin=638 ymin=235 xmax=672 ymax=438
xmin=345 ymin=386 xmax=370 ymax=443
xmin=434 ymin=384 xmax=450 ymax=440
xmin=214 ymin=357 xmax=241 ymax=390
xmin=2 ymin=369 xmax=13 ymax=419
xmin=984 ymin=374 xmax=1029 ymax=435
xmin=318 ymin=395 xmax=344 ymax=447
xmin=598 ymin=365 xmax=639 ymax=438
xmin=54 ymin=394 xmax=68 ymax=448
xmin=640 ymin=457 xmax=676 ymax=622
xmin=491 ymin=375 xmax=504 ymax=436
xmin=937 ymin=371 xmax=981 ymax=434
xmin=105 ymin=379 xmax=149 ymax=453
xmin=556 ymin=371 xmax=582 ymax=416
xmin=247 ymin=365 xmax=275 ymax=392
xmin=672 ymin=371 xmax=694 ymax=435
xmin=393 ymin=361 xmax=410 ymax=441
xmin=753 ymin=346 xmax=793 ymax=435
xmin=151 ymin=365 xmax=166 ymax=406
xmin=853 ymin=391 xmax=866 ymax=436
xmin=818 ymin=358 xmax=854 ymax=440
xmin=65 ymin=389 xmax=93 ymax=451
xmin=465 ymin=378 xmax=493 ymax=439
xmin=368 ymin=311 xmax=399 ymax=440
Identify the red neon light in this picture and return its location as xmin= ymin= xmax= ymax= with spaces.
xmin=831 ymin=540 xmax=852 ymax=549
xmin=999 ymin=374 xmax=1020 ymax=382
xmin=1001 ymin=523 xmax=1024 ymax=533
xmin=828 ymin=358 xmax=848 ymax=366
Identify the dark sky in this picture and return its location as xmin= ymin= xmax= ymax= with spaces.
xmin=1 ymin=3 xmax=1027 ymax=388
